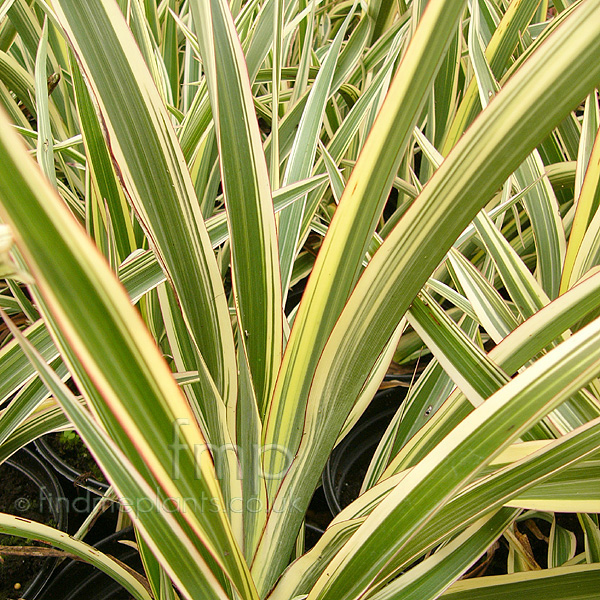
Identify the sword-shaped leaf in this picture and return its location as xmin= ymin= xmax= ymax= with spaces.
xmin=0 ymin=107 xmax=257 ymax=600
xmin=261 ymin=0 xmax=468 ymax=514
xmin=53 ymin=0 xmax=237 ymax=405
xmin=189 ymin=0 xmax=283 ymax=413
xmin=255 ymin=2 xmax=600 ymax=590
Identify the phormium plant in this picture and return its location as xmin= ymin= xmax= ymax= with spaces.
xmin=0 ymin=0 xmax=600 ymax=599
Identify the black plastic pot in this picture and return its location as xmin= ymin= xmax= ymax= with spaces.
xmin=35 ymin=434 xmax=109 ymax=496
xmin=322 ymin=384 xmax=408 ymax=515
xmin=285 ymin=276 xmax=308 ymax=316
xmin=38 ymin=527 xmax=142 ymax=600
xmin=304 ymin=483 xmax=333 ymax=550
xmin=305 ymin=521 xmax=326 ymax=550
xmin=0 ymin=447 xmax=68 ymax=600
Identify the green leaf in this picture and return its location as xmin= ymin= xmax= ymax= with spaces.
xmin=578 ymin=513 xmax=600 ymax=563
xmin=53 ymin=0 xmax=237 ymax=405
xmin=443 ymin=0 xmax=545 ymax=153
xmin=0 ymin=319 xmax=57 ymax=403
xmin=473 ymin=210 xmax=550 ymax=319
xmin=260 ymin=0 xmax=468 ymax=528
xmin=300 ymin=28 xmax=406 ymax=243
xmin=269 ymin=416 xmax=600 ymax=600
xmin=388 ymin=269 xmax=600 ymax=476
xmin=307 ymin=313 xmax=600 ymax=600
xmin=364 ymin=359 xmax=455 ymax=487
xmin=277 ymin=2 xmax=357 ymax=296
xmin=562 ymin=99 xmax=600 ymax=292
xmin=548 ymin=515 xmax=577 ymax=567
xmin=34 ymin=18 xmax=56 ymax=188
xmin=513 ymin=152 xmax=566 ymax=300
xmin=0 ymin=513 xmax=153 ymax=600
xmin=365 ymin=509 xmax=520 ymax=600
xmin=0 ymin=311 xmax=231 ymax=600
xmin=71 ymin=53 xmax=136 ymax=262
xmin=0 ymin=106 xmax=256 ymax=600
xmin=507 ymin=459 xmax=600 ymax=512
xmin=258 ymin=3 xmax=600 ymax=591
xmin=265 ymin=3 xmax=600 ymax=596
xmin=0 ymin=47 xmax=36 ymax=118
xmin=448 ymin=248 xmax=520 ymax=343
xmin=189 ymin=0 xmax=283 ymax=413
xmin=408 ymin=292 xmax=509 ymax=407
xmin=441 ymin=564 xmax=600 ymax=599
xmin=0 ymin=357 xmax=66 ymax=447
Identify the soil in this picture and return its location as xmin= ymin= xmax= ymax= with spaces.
xmin=46 ymin=432 xmax=107 ymax=486
xmin=0 ymin=460 xmax=55 ymax=599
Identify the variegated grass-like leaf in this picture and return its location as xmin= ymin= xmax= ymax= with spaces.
xmin=255 ymin=3 xmax=600 ymax=593
xmin=0 ymin=106 xmax=256 ymax=600
xmin=53 ymin=0 xmax=237 ymax=407
xmin=190 ymin=0 xmax=283 ymax=414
